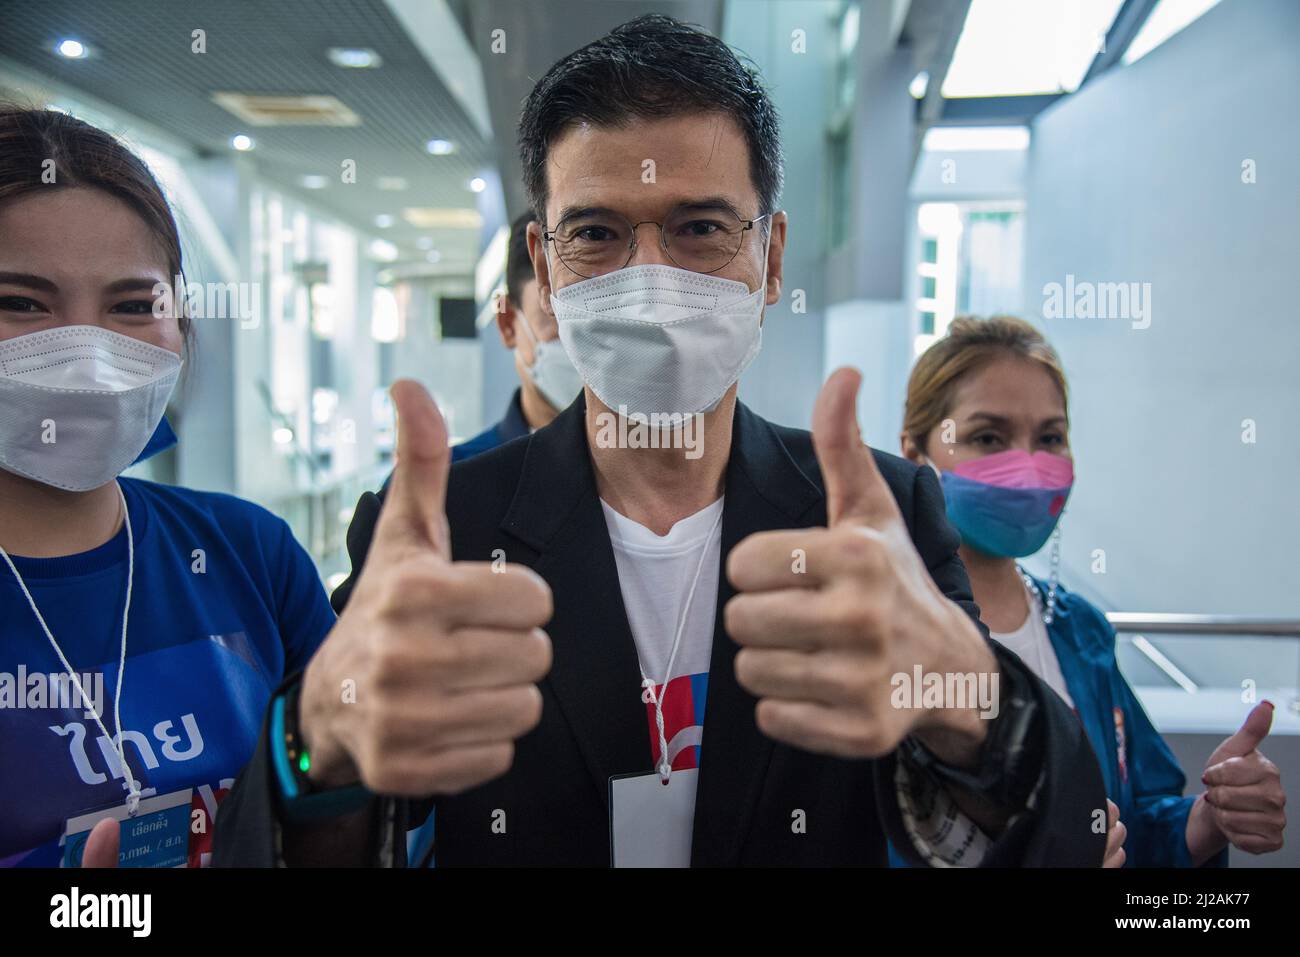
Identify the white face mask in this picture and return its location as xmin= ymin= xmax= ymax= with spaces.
xmin=0 ymin=325 xmax=181 ymax=491
xmin=549 ymin=236 xmax=770 ymax=417
xmin=513 ymin=306 xmax=584 ymax=413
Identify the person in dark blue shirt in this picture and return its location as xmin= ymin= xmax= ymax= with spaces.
xmin=0 ymin=107 xmax=335 ymax=867
xmin=455 ymin=211 xmax=583 ymax=462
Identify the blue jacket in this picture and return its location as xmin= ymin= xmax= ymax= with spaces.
xmin=450 ymin=389 xmax=531 ymax=463
xmin=891 ymin=575 xmax=1225 ymax=868
xmin=381 ymin=389 xmax=531 ymax=497
xmin=1026 ymin=574 xmax=1225 ymax=868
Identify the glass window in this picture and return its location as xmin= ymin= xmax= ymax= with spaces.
xmin=912 ymin=201 xmax=1025 ymax=355
xmin=1123 ymin=0 xmax=1223 ymax=64
xmin=942 ymin=0 xmax=1125 ymax=97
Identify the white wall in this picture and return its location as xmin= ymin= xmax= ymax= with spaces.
xmin=1021 ymin=0 xmax=1300 ymax=616
xmin=726 ymin=0 xmax=837 ymax=431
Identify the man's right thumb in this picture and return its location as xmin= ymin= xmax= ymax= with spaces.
xmin=379 ymin=379 xmax=452 ymax=554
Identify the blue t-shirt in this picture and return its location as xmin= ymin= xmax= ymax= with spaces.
xmin=0 ymin=478 xmax=335 ymax=866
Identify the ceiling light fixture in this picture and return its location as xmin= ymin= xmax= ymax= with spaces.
xmin=327 ymin=47 xmax=382 ymax=69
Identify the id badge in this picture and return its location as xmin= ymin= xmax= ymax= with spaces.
xmin=62 ymin=789 xmax=193 ymax=868
xmin=608 ymin=768 xmax=698 ymax=868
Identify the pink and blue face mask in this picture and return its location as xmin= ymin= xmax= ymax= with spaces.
xmin=937 ymin=449 xmax=1073 ymax=558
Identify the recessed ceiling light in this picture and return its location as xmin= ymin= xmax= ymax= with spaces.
xmin=212 ymin=92 xmax=361 ymax=127
xmin=301 ymin=175 xmax=329 ymax=189
xmin=909 ymin=71 xmax=930 ymax=100
xmin=376 ymin=176 xmax=408 ymax=191
xmin=468 ymin=177 xmax=487 ymax=193
xmin=56 ymin=39 xmax=87 ymax=59
xmin=327 ymin=47 xmax=382 ymax=69
xmin=402 ymin=207 xmax=482 ymax=229
xmin=426 ymin=139 xmax=456 ymax=155
xmin=231 ymin=134 xmax=255 ymax=151
xmin=426 ymin=250 xmax=443 ymax=264
xmin=368 ymin=239 xmax=399 ymax=262
xmin=374 ymin=214 xmax=394 ymax=228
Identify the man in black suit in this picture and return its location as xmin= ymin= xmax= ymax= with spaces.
xmin=213 ymin=15 xmax=1107 ymax=867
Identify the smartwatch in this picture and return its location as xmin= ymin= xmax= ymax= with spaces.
xmin=271 ymin=680 xmax=371 ymax=822
xmin=901 ymin=658 xmax=1044 ymax=811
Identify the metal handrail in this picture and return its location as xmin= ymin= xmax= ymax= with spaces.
xmin=1105 ymin=614 xmax=1300 ymax=697
xmin=1106 ymin=614 xmax=1300 ymax=637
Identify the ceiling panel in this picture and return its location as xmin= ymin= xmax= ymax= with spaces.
xmin=0 ymin=0 xmax=494 ymax=268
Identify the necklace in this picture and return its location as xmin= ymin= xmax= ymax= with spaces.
xmin=1018 ymin=525 xmax=1061 ymax=626
xmin=0 ymin=482 xmax=141 ymax=815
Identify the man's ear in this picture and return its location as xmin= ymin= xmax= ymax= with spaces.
xmin=495 ymin=293 xmax=518 ymax=349
xmin=765 ymin=211 xmax=788 ymax=306
xmin=528 ymin=221 xmax=557 ymax=321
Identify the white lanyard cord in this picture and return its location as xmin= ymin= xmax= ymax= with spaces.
xmin=638 ymin=503 xmax=724 ymax=783
xmin=0 ymin=481 xmax=139 ymax=815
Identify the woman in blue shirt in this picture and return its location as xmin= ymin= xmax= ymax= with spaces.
xmin=897 ymin=315 xmax=1286 ymax=866
xmin=0 ymin=106 xmax=335 ymax=867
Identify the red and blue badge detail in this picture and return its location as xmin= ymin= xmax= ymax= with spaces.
xmin=644 ymin=672 xmax=708 ymax=771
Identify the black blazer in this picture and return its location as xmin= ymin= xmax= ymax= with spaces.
xmin=214 ymin=396 xmax=1106 ymax=867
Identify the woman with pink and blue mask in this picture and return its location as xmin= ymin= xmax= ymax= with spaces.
xmin=898 ymin=315 xmax=1286 ymax=867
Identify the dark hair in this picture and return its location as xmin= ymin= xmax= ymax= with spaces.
xmin=505 ymin=210 xmax=537 ymax=308
xmin=518 ymin=14 xmax=783 ymax=224
xmin=0 ymin=104 xmax=190 ymax=344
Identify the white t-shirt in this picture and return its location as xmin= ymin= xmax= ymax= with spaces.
xmin=595 ymin=495 xmax=1015 ymax=870
xmin=600 ymin=496 xmax=723 ymax=772
xmin=989 ymin=583 xmax=1075 ymax=709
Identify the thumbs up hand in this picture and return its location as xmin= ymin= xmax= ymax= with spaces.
xmin=1189 ymin=702 xmax=1286 ymax=857
xmin=298 ymin=380 xmax=553 ymax=796
xmin=725 ymin=368 xmax=997 ymax=767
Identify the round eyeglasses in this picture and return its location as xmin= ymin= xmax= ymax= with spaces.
xmin=543 ymin=206 xmax=771 ymax=279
